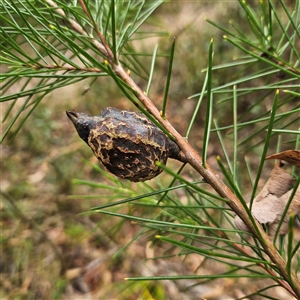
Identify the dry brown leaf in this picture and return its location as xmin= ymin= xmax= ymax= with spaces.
xmin=269 ymin=188 xmax=300 ymax=235
xmin=266 ymin=150 xmax=300 ymax=168
xmin=235 ymin=163 xmax=300 ymax=236
xmin=254 ymin=164 xmax=295 ymax=203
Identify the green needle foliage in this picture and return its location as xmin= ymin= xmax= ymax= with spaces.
xmin=1 ymin=0 xmax=164 ymax=141
xmin=1 ymin=0 xmax=300 ymax=299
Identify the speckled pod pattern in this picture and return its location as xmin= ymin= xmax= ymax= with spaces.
xmin=67 ymin=107 xmax=180 ymax=182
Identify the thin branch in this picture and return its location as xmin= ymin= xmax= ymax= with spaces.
xmin=78 ymin=0 xmax=115 ymax=63
xmin=25 ymin=63 xmax=104 ymax=73
xmin=113 ymin=63 xmax=300 ymax=298
xmin=45 ymin=0 xmax=108 ymax=57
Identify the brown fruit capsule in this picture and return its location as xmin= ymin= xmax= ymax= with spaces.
xmin=66 ymin=107 xmax=184 ymax=182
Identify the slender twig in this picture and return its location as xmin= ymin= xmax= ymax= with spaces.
xmin=45 ymin=0 xmax=108 ymax=57
xmin=44 ymin=1 xmax=300 ymax=298
xmin=114 ymin=64 xmax=300 ymax=299
xmin=30 ymin=63 xmax=104 ymax=73
xmin=231 ymin=239 xmax=297 ymax=297
xmin=202 ymin=220 xmax=296 ymax=297
xmin=78 ymin=0 xmax=115 ymax=63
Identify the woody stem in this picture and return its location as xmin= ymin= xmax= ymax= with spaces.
xmin=113 ymin=63 xmax=300 ymax=298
